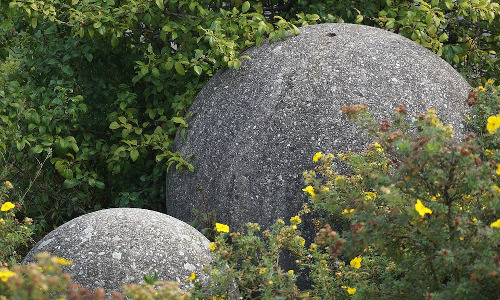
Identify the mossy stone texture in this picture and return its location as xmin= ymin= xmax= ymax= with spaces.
xmin=23 ymin=208 xmax=212 ymax=293
xmin=166 ymin=23 xmax=471 ymax=232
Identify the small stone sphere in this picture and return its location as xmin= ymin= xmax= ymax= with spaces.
xmin=23 ymin=208 xmax=212 ymax=293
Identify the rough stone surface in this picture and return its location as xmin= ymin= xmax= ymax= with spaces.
xmin=166 ymin=23 xmax=471 ymax=232
xmin=23 ymin=208 xmax=212 ymax=293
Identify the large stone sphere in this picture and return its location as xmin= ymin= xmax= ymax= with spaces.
xmin=166 ymin=23 xmax=471 ymax=232
xmin=23 ymin=208 xmax=212 ymax=293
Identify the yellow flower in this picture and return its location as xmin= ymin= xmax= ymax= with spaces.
xmin=415 ymin=200 xmax=432 ymax=217
xmin=373 ymin=142 xmax=384 ymax=152
xmin=288 ymin=269 xmax=294 ymax=274
xmin=487 ymin=78 xmax=495 ymax=84
xmin=259 ymin=268 xmax=267 ymax=274
xmin=0 ymin=218 xmax=4 ymax=224
xmin=302 ymin=186 xmax=316 ymax=197
xmin=497 ymin=164 xmax=500 ymax=175
xmin=485 ymin=149 xmax=494 ymax=156
xmin=1 ymin=202 xmax=15 ymax=212
xmin=290 ymin=215 xmax=302 ymax=225
xmin=486 ymin=114 xmax=500 ymax=134
xmin=350 ymin=256 xmax=362 ymax=269
xmin=428 ymin=109 xmax=436 ymax=114
xmin=334 ymin=175 xmax=345 ymax=182
xmin=342 ymin=208 xmax=355 ymax=215
xmin=185 ymin=272 xmax=197 ymax=282
xmin=364 ymin=192 xmax=377 ymax=200
xmin=313 ymin=152 xmax=322 ymax=162
xmin=215 ymin=223 xmax=229 ymax=233
xmin=472 ymin=217 xmax=477 ymax=223
xmin=347 ymin=287 xmax=357 ymax=295
xmin=490 ymin=219 xmax=500 ymax=228
xmin=268 ymin=280 xmax=274 ymax=285
xmin=323 ymin=187 xmax=330 ymax=191
xmin=296 ymin=236 xmax=305 ymax=245
xmin=494 ymin=185 xmax=500 ymax=193
xmin=0 ymin=269 xmax=15 ymax=282
xmin=4 ymin=181 xmax=13 ymax=189
xmin=209 ymin=242 xmax=216 ymax=251
xmin=55 ymin=257 xmax=72 ymax=266
xmin=459 ymin=236 xmax=464 ymax=241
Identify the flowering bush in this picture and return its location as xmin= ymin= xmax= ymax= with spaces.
xmin=0 ymin=180 xmax=34 ymax=265
xmin=301 ymin=84 xmax=500 ymax=298
xmin=189 ymin=84 xmax=500 ymax=299
xmin=0 ymin=252 xmax=190 ymax=300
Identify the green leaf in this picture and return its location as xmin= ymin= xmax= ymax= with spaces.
xmin=111 ymin=33 xmax=118 ymax=47
xmin=31 ymin=145 xmax=43 ymax=154
xmin=193 ymin=65 xmax=202 ymax=76
xmin=445 ymin=1 xmax=454 ymax=9
xmin=164 ymin=61 xmax=173 ymax=70
xmin=233 ymin=60 xmax=242 ymax=70
xmin=130 ymin=149 xmax=139 ymax=162
xmin=30 ymin=18 xmax=37 ymax=28
xmin=61 ymin=65 xmax=73 ymax=76
xmin=151 ymin=67 xmax=160 ymax=78
xmin=242 ymin=1 xmax=250 ymax=13
xmin=355 ymin=14 xmax=363 ymax=24
xmin=171 ymin=117 xmax=187 ymax=126
xmin=72 ymin=0 xmax=79 ymax=5
xmin=278 ymin=28 xmax=286 ymax=39
xmin=439 ymin=33 xmax=448 ymax=42
xmin=174 ymin=62 xmax=185 ymax=75
xmin=155 ymin=0 xmax=164 ymax=10
xmin=109 ymin=121 xmax=120 ymax=129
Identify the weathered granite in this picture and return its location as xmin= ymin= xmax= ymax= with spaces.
xmin=166 ymin=23 xmax=471 ymax=233
xmin=23 ymin=208 xmax=212 ymax=293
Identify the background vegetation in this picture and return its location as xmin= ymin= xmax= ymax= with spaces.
xmin=0 ymin=0 xmax=499 ymax=298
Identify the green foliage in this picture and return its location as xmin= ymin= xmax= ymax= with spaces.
xmin=0 ymin=0 xmax=299 ymax=232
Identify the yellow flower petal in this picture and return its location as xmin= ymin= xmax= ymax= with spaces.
xmin=347 ymin=287 xmax=357 ymax=295
xmin=415 ymin=200 xmax=432 ymax=217
xmin=290 ymin=215 xmax=302 ymax=225
xmin=4 ymin=181 xmax=13 ymax=189
xmin=486 ymin=115 xmax=500 ymax=134
xmin=350 ymin=256 xmax=362 ymax=269
xmin=185 ymin=272 xmax=197 ymax=282
xmin=0 ymin=269 xmax=15 ymax=282
xmin=490 ymin=219 xmax=500 ymax=228
xmin=313 ymin=152 xmax=322 ymax=162
xmin=209 ymin=242 xmax=216 ymax=251
xmin=55 ymin=257 xmax=72 ymax=266
xmin=215 ymin=223 xmax=229 ymax=233
xmin=1 ymin=202 xmax=15 ymax=212
xmin=302 ymin=186 xmax=316 ymax=197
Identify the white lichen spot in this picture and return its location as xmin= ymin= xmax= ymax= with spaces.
xmin=184 ymin=262 xmax=196 ymax=271
xmin=38 ymin=237 xmax=54 ymax=249
xmin=81 ymin=227 xmax=94 ymax=243
xmin=112 ymin=252 xmax=122 ymax=260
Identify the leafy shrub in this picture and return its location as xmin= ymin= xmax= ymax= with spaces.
xmin=0 ymin=1 xmax=298 ymax=233
xmin=189 ymin=85 xmax=500 ymax=299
